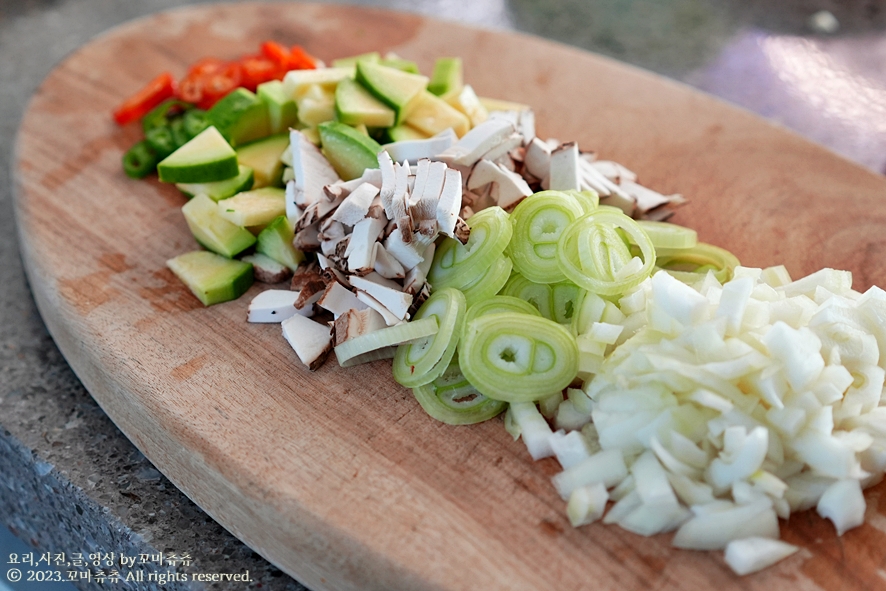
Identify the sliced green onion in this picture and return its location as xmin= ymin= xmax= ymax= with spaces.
xmin=428 ymin=206 xmax=512 ymax=290
xmin=460 ymin=255 xmax=513 ymax=307
xmin=459 ymin=312 xmax=579 ymax=403
xmin=635 ymin=220 xmax=698 ymax=250
xmin=464 ymin=295 xmax=541 ymax=327
xmin=122 ymin=140 xmax=159 ymax=179
xmin=508 ymin=190 xmax=584 ymax=283
xmin=557 ymin=210 xmax=656 ymax=296
xmin=656 ymin=242 xmax=740 ymax=284
xmin=335 ymin=316 xmax=438 ymax=368
xmin=412 ymin=362 xmax=507 ymax=425
xmin=392 ymin=288 xmax=466 ymax=387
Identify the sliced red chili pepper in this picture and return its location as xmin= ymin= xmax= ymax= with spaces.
xmin=260 ymin=41 xmax=291 ymax=68
xmin=199 ymin=61 xmax=244 ymax=109
xmin=112 ymin=72 xmax=176 ymax=125
xmin=239 ymin=54 xmax=282 ymax=91
xmin=187 ymin=57 xmax=226 ymax=77
xmin=289 ymin=45 xmax=317 ymax=70
xmin=176 ymin=74 xmax=204 ymax=105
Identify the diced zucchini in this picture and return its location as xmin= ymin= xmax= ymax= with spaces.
xmin=217 ymin=187 xmax=286 ymax=227
xmin=167 ymin=250 xmax=254 ymax=306
xmin=386 ymin=123 xmax=431 ymax=142
xmin=157 ymin=126 xmax=239 ymax=184
xmin=428 ymin=57 xmax=463 ymax=99
xmin=257 ymin=80 xmax=299 ymax=135
xmin=318 ymin=121 xmax=382 ymax=181
xmin=355 ymin=60 xmax=429 ymax=125
xmin=331 ymin=52 xmax=380 ymax=68
xmin=296 ymin=83 xmax=337 ymax=128
xmin=404 ymin=90 xmax=470 ymax=137
xmin=182 ymin=194 xmax=256 ymax=258
xmin=176 ymin=164 xmax=254 ymax=201
xmin=236 ymin=134 xmax=289 ymax=188
xmin=335 ymin=78 xmax=395 ymax=128
xmin=256 ymin=215 xmax=304 ymax=271
xmin=207 ymin=88 xmax=271 ymax=147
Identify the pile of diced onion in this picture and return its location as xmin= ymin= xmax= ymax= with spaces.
xmin=510 ymin=264 xmax=886 ymax=574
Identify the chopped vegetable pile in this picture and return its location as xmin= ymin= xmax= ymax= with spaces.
xmin=112 ymin=45 xmax=886 ymax=577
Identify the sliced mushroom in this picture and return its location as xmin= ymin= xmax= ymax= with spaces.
xmin=524 ymin=137 xmax=552 ymax=182
xmin=331 ymin=182 xmax=380 ymax=226
xmin=282 ymin=313 xmax=333 ymax=371
xmin=248 ymin=289 xmax=313 ymax=323
xmin=467 ymin=159 xmax=531 ymax=210
xmin=355 ymin=290 xmax=403 ymax=326
xmin=549 ymin=142 xmax=581 ymax=192
xmin=241 ymin=254 xmax=293 ymax=284
xmin=317 ymin=281 xmax=369 ymax=319
xmin=290 ymin=129 xmax=340 ymax=208
xmin=435 ymin=167 xmax=463 ymax=238
xmin=384 ymin=128 xmax=457 ymax=163
xmin=350 ymin=274 xmax=412 ymax=320
xmin=333 ymin=307 xmax=388 ymax=347
xmin=436 ymin=118 xmax=515 ymax=167
xmin=345 ymin=216 xmax=386 ymax=274
xmin=373 ymin=242 xmax=406 ymax=279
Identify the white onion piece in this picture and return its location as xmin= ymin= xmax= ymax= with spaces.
xmin=724 ymin=537 xmax=799 ymax=575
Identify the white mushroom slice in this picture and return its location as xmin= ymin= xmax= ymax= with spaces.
xmin=374 ymin=243 xmax=406 ymax=279
xmin=468 ymin=160 xmax=532 ymax=210
xmin=524 ymin=137 xmax=552 ymax=182
xmin=599 ymin=193 xmax=637 ymax=216
xmin=378 ymin=150 xmax=397 ymax=219
xmin=592 ymin=160 xmax=637 ymax=183
xmin=331 ymin=182 xmax=380 ymax=226
xmin=294 ymin=225 xmax=321 ymax=252
xmin=355 ymin=290 xmax=403 ymax=326
xmin=281 ymin=314 xmax=332 ymax=371
xmin=332 ymin=167 xmax=383 ymax=193
xmin=391 ymin=161 xmax=411 ymax=224
xmin=436 ymin=168 xmax=463 ymax=238
xmin=412 ymin=160 xmax=447 ymax=221
xmin=578 ymin=158 xmax=630 ymax=199
xmin=404 ymin=243 xmax=435 ymax=295
xmin=334 ymin=307 xmax=388 ymax=347
xmin=354 ymin=271 xmax=402 ymax=291
xmin=549 ymin=142 xmax=581 ymax=192
xmin=384 ymin=229 xmax=425 ymax=269
xmin=317 ymin=281 xmax=369 ymax=319
xmin=436 ymin=118 xmax=515 ymax=167
xmin=489 ymin=109 xmax=535 ymax=144
xmin=290 ymin=129 xmax=340 ymax=208
xmin=241 ymin=254 xmax=292 ymax=284
xmin=481 ymin=133 xmax=524 ymax=163
xmin=248 ymin=290 xmax=313 ymax=323
xmin=320 ymin=234 xmax=348 ymax=257
xmin=350 ymin=274 xmax=412 ymax=320
xmin=384 ymin=128 xmax=457 ymax=164
xmin=518 ymin=109 xmax=536 ymax=144
xmin=294 ymin=279 xmax=327 ymax=311
xmin=319 ymin=218 xmax=345 ymax=239
xmin=346 ymin=216 xmax=386 ymax=274
xmin=620 ymin=179 xmax=675 ymax=213
xmin=285 ymin=180 xmax=304 ymax=227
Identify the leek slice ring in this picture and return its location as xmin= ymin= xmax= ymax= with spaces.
xmin=557 ymin=210 xmax=655 ymax=296
xmin=392 ymin=287 xmax=466 ymax=387
xmin=427 ymin=206 xmax=512 ymax=290
xmin=459 ymin=312 xmax=579 ymax=403
xmin=508 ymin=190 xmax=584 ymax=284
xmin=412 ymin=362 xmax=507 ymax=425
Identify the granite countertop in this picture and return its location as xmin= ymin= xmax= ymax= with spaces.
xmin=2 ymin=1 xmax=885 ymax=590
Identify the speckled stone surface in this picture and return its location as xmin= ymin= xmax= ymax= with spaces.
xmin=2 ymin=1 xmax=885 ymax=590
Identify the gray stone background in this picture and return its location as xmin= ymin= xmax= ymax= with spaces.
xmin=2 ymin=1 xmax=886 ymax=590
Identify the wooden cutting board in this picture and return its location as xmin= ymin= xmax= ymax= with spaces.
xmin=14 ymin=3 xmax=886 ymax=590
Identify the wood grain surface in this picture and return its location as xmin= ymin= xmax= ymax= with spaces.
xmin=13 ymin=3 xmax=886 ymax=590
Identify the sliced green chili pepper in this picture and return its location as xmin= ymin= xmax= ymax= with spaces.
xmin=122 ymin=140 xmax=159 ymax=179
